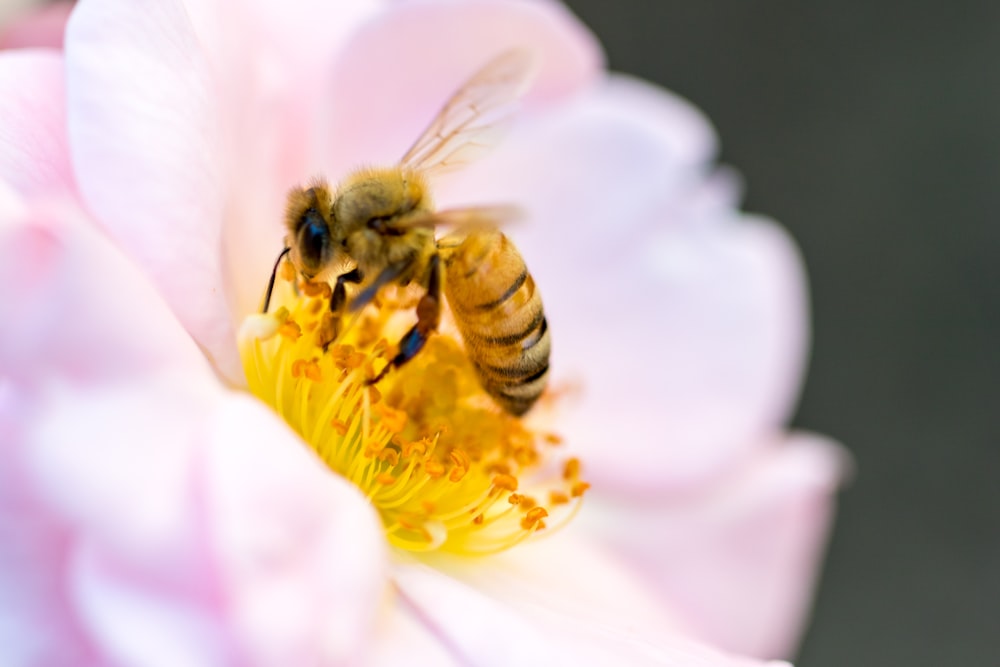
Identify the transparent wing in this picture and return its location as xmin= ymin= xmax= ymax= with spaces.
xmin=401 ymin=49 xmax=536 ymax=176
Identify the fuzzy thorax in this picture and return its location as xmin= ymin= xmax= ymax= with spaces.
xmin=238 ymin=266 xmax=587 ymax=555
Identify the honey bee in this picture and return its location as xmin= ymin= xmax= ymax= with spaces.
xmin=262 ymin=50 xmax=550 ymax=416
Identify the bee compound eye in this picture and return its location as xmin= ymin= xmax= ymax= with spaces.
xmin=298 ymin=209 xmax=330 ymax=272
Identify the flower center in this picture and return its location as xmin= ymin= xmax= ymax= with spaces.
xmin=238 ymin=265 xmax=588 ymax=555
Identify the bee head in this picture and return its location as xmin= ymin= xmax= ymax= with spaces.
xmin=285 ymin=183 xmax=336 ymax=279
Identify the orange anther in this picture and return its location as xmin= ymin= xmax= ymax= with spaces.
xmin=513 ymin=446 xmax=538 ymax=466
xmin=364 ymin=438 xmax=386 ymax=458
xmin=403 ymin=439 xmax=427 ymax=458
xmin=518 ymin=496 xmax=537 ymax=510
xmin=424 ymin=460 xmax=445 ymax=479
xmin=303 ymin=360 xmax=322 ymax=382
xmin=377 ymin=448 xmax=400 ymax=466
xmin=278 ymin=320 xmax=302 ymax=341
xmin=376 ymin=473 xmax=396 ymax=486
xmin=549 ymin=491 xmax=569 ymax=505
xmin=520 ymin=507 xmax=548 ymax=530
xmin=472 ymin=514 xmax=484 ymax=525
xmin=485 ymin=462 xmax=511 ymax=476
xmin=302 ymin=281 xmax=331 ymax=299
xmin=420 ymin=500 xmax=436 ymax=514
xmin=330 ymin=419 xmax=349 ymax=436
xmin=563 ymin=458 xmax=581 ymax=481
xmin=449 ymin=449 xmax=470 ymax=469
xmin=508 ymin=493 xmax=522 ymax=505
xmin=368 ymin=385 xmax=382 ymax=405
xmin=544 ymin=433 xmax=564 ymax=446
xmin=570 ymin=481 xmax=591 ymax=498
xmin=492 ymin=474 xmax=518 ymax=492
xmin=373 ymin=403 xmax=408 ymax=434
xmin=448 ymin=466 xmax=468 ymax=483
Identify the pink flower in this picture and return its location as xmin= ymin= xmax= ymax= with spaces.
xmin=0 ymin=0 xmax=846 ymax=665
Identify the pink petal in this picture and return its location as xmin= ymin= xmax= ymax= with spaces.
xmin=0 ymin=205 xmax=211 ymax=383
xmin=0 ymin=49 xmax=76 ymax=198
xmin=7 ymin=370 xmax=230 ymax=666
xmin=176 ymin=0 xmax=383 ymax=323
xmin=0 ymin=380 xmax=96 ymax=665
xmin=203 ymin=394 xmax=389 ymax=666
xmin=0 ymin=1 xmax=74 ymax=50
xmin=439 ymin=73 xmax=808 ymax=490
xmin=322 ymin=0 xmax=603 ymax=178
xmin=392 ymin=559 xmax=785 ymax=666
xmin=15 ymin=372 xmax=388 ymax=664
xmin=63 ymin=0 xmax=241 ymax=381
xmin=369 ymin=600 xmax=463 ymax=667
xmin=585 ymin=434 xmax=848 ymax=659
xmin=559 ymin=213 xmax=810 ymax=492
xmin=419 ymin=531 xmax=686 ymax=643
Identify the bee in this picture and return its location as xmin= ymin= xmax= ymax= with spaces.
xmin=262 ymin=50 xmax=550 ymax=416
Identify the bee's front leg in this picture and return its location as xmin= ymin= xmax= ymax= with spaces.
xmin=330 ymin=267 xmax=363 ymax=314
xmin=368 ymin=254 xmax=440 ymax=384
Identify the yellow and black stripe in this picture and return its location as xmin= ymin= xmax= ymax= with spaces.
xmin=441 ymin=230 xmax=550 ymax=416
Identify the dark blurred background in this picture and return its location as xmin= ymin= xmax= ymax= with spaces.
xmin=562 ymin=1 xmax=1000 ymax=665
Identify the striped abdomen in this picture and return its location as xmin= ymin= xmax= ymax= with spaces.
xmin=440 ymin=230 xmax=550 ymax=416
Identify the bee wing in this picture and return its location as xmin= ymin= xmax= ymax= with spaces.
xmin=400 ymin=49 xmax=537 ymax=176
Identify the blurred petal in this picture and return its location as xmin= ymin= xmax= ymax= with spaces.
xmin=9 ymin=370 xmax=228 ymax=667
xmin=0 ymin=1 xmax=73 ymax=50
xmin=15 ymin=372 xmax=388 ymax=665
xmin=422 ymin=531 xmax=685 ymax=642
xmin=0 ymin=380 xmax=96 ymax=666
xmin=204 ymin=394 xmax=389 ymax=666
xmin=562 ymin=213 xmax=810 ymax=492
xmin=0 ymin=204 xmax=211 ymax=382
xmin=584 ymin=434 xmax=847 ymax=659
xmin=393 ymin=560 xmax=782 ymax=666
xmin=0 ymin=49 xmax=75 ymax=198
xmin=64 ymin=0 xmax=240 ymax=381
xmin=0 ymin=189 xmax=214 ymax=663
xmin=323 ymin=0 xmax=603 ymax=177
xmin=437 ymin=74 xmax=726 ymax=233
xmin=369 ymin=600 xmax=462 ymax=667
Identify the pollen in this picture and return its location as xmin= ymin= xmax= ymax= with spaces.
xmin=238 ymin=265 xmax=586 ymax=555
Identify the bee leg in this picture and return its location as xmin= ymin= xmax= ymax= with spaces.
xmin=369 ymin=254 xmax=441 ymax=385
xmin=317 ymin=268 xmax=365 ymax=351
xmin=330 ymin=267 xmax=363 ymax=313
xmin=348 ymin=260 xmax=409 ymax=312
xmin=262 ymin=247 xmax=291 ymax=314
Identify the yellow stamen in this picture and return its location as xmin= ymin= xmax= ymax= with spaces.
xmin=238 ymin=267 xmax=586 ymax=555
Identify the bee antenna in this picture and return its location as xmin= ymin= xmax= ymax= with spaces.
xmin=262 ymin=247 xmax=292 ymax=314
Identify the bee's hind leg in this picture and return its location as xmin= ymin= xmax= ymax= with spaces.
xmin=368 ymin=254 xmax=440 ymax=385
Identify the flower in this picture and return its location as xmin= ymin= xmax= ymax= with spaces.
xmin=0 ymin=0 xmax=846 ymax=664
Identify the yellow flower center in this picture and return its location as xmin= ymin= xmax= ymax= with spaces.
xmin=238 ymin=267 xmax=588 ymax=555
